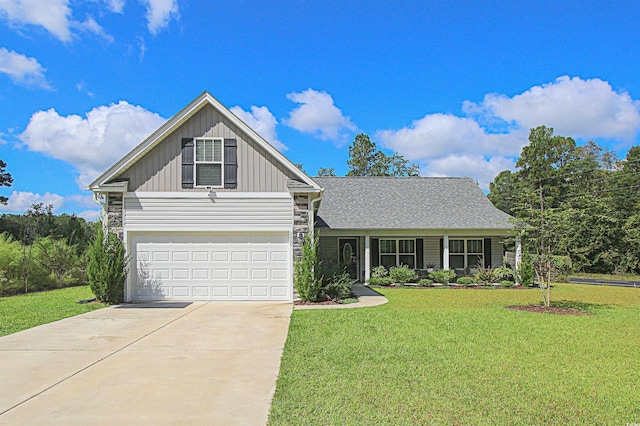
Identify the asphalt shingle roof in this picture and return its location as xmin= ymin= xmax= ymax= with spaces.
xmin=313 ymin=176 xmax=513 ymax=230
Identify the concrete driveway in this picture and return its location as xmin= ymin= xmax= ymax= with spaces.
xmin=0 ymin=301 xmax=292 ymax=425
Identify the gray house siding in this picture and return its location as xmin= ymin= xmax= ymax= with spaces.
xmin=117 ymin=105 xmax=296 ymax=192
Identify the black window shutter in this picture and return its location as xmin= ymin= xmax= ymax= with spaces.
xmin=484 ymin=238 xmax=492 ymax=268
xmin=181 ymin=138 xmax=194 ymax=189
xmin=416 ymin=238 xmax=424 ymax=269
xmin=440 ymin=238 xmax=444 ymax=270
xmin=371 ymin=238 xmax=379 ymax=268
xmin=224 ymin=138 xmax=238 ymax=189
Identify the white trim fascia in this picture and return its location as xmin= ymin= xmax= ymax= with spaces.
xmin=125 ymin=191 xmax=293 ymax=199
xmin=124 ymin=225 xmax=293 ymax=233
xmin=287 ymin=187 xmax=322 ymax=194
xmin=89 ymin=91 xmax=321 ymax=191
xmin=93 ymin=181 xmax=129 ymax=192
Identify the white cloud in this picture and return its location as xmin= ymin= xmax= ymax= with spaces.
xmin=464 ymin=76 xmax=640 ymax=142
xmin=73 ymin=16 xmax=113 ymax=42
xmin=141 ymin=0 xmax=179 ymax=35
xmin=376 ymin=113 xmax=524 ymax=160
xmin=375 ymin=76 xmax=640 ymax=189
xmin=422 ymin=155 xmax=516 ymax=191
xmin=0 ymin=0 xmax=73 ymax=41
xmin=19 ymin=101 xmax=166 ymax=188
xmin=284 ymin=89 xmax=357 ymax=144
xmin=0 ymin=47 xmax=51 ymax=89
xmin=77 ymin=209 xmax=101 ymax=221
xmin=230 ymin=105 xmax=287 ymax=151
xmin=104 ymin=0 xmax=125 ymax=13
xmin=1 ymin=191 xmax=65 ymax=213
xmin=0 ymin=0 xmax=114 ymax=42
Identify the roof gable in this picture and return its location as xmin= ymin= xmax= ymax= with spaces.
xmin=89 ymin=92 xmax=319 ymax=191
xmin=314 ymin=176 xmax=513 ymax=230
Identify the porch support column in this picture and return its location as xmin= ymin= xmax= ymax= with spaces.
xmin=515 ymin=236 xmax=522 ymax=283
xmin=364 ymin=234 xmax=371 ymax=284
xmin=443 ymin=235 xmax=450 ymax=270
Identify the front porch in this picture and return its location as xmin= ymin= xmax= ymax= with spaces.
xmin=318 ymin=233 xmax=521 ymax=283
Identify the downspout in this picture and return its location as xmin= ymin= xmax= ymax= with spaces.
xmin=310 ymin=191 xmax=323 ymax=238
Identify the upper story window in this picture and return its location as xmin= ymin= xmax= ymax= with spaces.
xmin=195 ymin=138 xmax=223 ymax=187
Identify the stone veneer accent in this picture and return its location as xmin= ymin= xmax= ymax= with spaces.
xmin=292 ymin=193 xmax=310 ymax=260
xmin=107 ymin=193 xmax=124 ymax=241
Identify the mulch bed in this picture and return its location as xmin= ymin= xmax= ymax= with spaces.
xmin=506 ymin=305 xmax=593 ymax=316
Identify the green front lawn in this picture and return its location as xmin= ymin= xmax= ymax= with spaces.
xmin=0 ymin=286 xmax=105 ymax=337
xmin=270 ymin=284 xmax=640 ymax=425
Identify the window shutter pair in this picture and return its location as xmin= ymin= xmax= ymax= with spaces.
xmin=181 ymin=138 xmax=237 ymax=189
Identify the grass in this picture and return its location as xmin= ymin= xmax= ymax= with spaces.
xmin=0 ymin=286 xmax=105 ymax=337
xmin=269 ymin=284 xmax=640 ymax=425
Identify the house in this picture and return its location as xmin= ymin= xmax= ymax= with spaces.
xmin=89 ymin=92 xmax=516 ymax=303
xmin=313 ymin=176 xmax=515 ymax=283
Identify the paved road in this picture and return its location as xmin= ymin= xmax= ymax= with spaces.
xmin=0 ymin=301 xmax=292 ymax=425
xmin=569 ymin=277 xmax=640 ymax=288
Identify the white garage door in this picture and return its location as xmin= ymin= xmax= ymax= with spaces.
xmin=130 ymin=232 xmax=291 ymax=301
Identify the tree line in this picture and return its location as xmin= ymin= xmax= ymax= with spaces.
xmin=489 ymin=125 xmax=640 ymax=276
xmin=0 ymin=202 xmax=97 ymax=296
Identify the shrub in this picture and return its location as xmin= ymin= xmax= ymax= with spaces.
xmin=0 ymin=233 xmax=54 ymax=295
xmin=371 ymin=265 xmax=388 ymax=279
xmin=515 ymin=250 xmax=534 ymax=286
xmin=429 ymin=269 xmax=456 ymax=284
xmin=417 ymin=278 xmax=433 ymax=286
xmin=35 ymin=237 xmax=80 ymax=288
xmin=474 ymin=268 xmax=498 ymax=285
xmin=456 ymin=276 xmax=476 ymax=286
xmin=389 ymin=265 xmax=418 ymax=285
xmin=322 ymin=270 xmax=352 ymax=301
xmin=494 ymin=266 xmax=514 ymax=281
xmin=87 ymin=227 xmax=127 ymax=304
xmin=500 ymin=280 xmax=515 ymax=288
xmin=369 ymin=276 xmax=392 ymax=286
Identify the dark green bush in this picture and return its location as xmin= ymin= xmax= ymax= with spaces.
xmin=417 ymin=278 xmax=433 ymax=286
xmin=369 ymin=276 xmax=392 ymax=286
xmin=474 ymin=268 xmax=498 ymax=285
xmin=494 ymin=266 xmax=514 ymax=282
xmin=456 ymin=276 xmax=476 ymax=286
xmin=429 ymin=269 xmax=456 ymax=284
xmin=370 ymin=266 xmax=388 ymax=279
xmin=322 ymin=270 xmax=352 ymax=301
xmin=87 ymin=227 xmax=127 ymax=304
xmin=516 ymin=250 xmax=534 ymax=286
xmin=389 ymin=265 xmax=418 ymax=284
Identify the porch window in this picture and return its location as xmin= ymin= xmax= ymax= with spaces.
xmin=379 ymin=238 xmax=415 ymax=269
xmin=449 ymin=239 xmax=483 ymax=269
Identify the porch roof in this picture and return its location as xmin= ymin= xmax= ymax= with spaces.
xmin=312 ymin=176 xmax=513 ymax=231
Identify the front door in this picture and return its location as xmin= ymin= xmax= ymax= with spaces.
xmin=338 ymin=238 xmax=358 ymax=280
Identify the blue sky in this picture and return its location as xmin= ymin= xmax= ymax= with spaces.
xmin=1 ymin=0 xmax=640 ymax=220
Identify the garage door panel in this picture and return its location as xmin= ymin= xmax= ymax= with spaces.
xmin=130 ymin=232 xmax=290 ymax=301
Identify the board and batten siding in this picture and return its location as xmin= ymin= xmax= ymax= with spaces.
xmin=123 ymin=193 xmax=293 ymax=232
xmin=117 ymin=104 xmax=297 ymax=192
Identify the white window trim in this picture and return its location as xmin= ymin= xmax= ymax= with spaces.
xmin=194 ymin=137 xmax=224 ymax=188
xmin=449 ymin=238 xmax=484 ymax=269
xmin=379 ymin=238 xmax=416 ymax=268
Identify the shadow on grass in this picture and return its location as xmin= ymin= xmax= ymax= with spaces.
xmin=550 ymin=299 xmax=613 ymax=311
